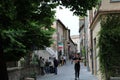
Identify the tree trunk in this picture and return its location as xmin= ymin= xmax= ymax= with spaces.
xmin=0 ymin=36 xmax=9 ymax=80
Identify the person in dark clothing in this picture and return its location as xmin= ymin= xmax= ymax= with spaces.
xmin=73 ymin=54 xmax=81 ymax=80
xmin=45 ymin=59 xmax=50 ymax=73
xmin=53 ymin=57 xmax=58 ymax=75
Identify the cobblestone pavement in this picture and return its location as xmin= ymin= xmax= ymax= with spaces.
xmin=36 ymin=61 xmax=98 ymax=80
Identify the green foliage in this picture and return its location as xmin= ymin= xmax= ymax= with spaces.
xmin=0 ymin=0 xmax=99 ymax=61
xmin=82 ymin=46 xmax=86 ymax=57
xmin=59 ymin=0 xmax=99 ymax=16
xmin=98 ymin=13 xmax=120 ymax=79
xmin=1 ymin=29 xmax=27 ymax=61
xmin=54 ymin=0 xmax=99 ymax=16
xmin=81 ymin=47 xmax=86 ymax=64
xmin=0 ymin=0 xmax=56 ymax=61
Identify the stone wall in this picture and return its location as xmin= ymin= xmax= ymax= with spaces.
xmin=110 ymin=77 xmax=120 ymax=80
xmin=8 ymin=66 xmax=40 ymax=80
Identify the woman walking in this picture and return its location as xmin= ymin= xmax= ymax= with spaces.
xmin=73 ymin=54 xmax=81 ymax=80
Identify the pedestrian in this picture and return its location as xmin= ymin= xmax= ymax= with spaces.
xmin=39 ymin=57 xmax=45 ymax=75
xmin=59 ymin=56 xmax=62 ymax=66
xmin=61 ymin=56 xmax=64 ymax=65
xmin=71 ymin=54 xmax=74 ymax=64
xmin=73 ymin=53 xmax=81 ymax=80
xmin=48 ymin=57 xmax=54 ymax=73
xmin=63 ymin=55 xmax=66 ymax=64
xmin=45 ymin=59 xmax=50 ymax=73
xmin=53 ymin=57 xmax=58 ymax=75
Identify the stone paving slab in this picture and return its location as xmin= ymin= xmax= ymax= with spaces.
xmin=37 ymin=61 xmax=98 ymax=80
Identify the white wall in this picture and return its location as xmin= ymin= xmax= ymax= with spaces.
xmin=34 ymin=50 xmax=52 ymax=60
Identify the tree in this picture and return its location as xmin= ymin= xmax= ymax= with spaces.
xmin=54 ymin=0 xmax=99 ymax=16
xmin=0 ymin=0 xmax=56 ymax=80
xmin=0 ymin=0 xmax=99 ymax=80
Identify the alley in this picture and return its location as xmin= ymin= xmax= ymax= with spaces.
xmin=36 ymin=61 xmax=98 ymax=80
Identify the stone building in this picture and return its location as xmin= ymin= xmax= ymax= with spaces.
xmin=88 ymin=0 xmax=120 ymax=80
xmin=51 ymin=19 xmax=77 ymax=60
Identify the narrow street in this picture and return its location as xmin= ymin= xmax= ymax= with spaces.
xmin=37 ymin=61 xmax=98 ymax=80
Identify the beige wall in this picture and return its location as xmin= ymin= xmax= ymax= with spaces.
xmin=79 ymin=28 xmax=85 ymax=50
xmin=92 ymin=18 xmax=102 ymax=80
xmin=52 ymin=20 xmax=70 ymax=59
xmin=51 ymin=24 xmax=57 ymax=52
xmin=69 ymin=41 xmax=76 ymax=54
xmin=57 ymin=20 xmax=70 ymax=57
xmin=71 ymin=35 xmax=80 ymax=53
xmin=57 ymin=22 xmax=64 ymax=42
xmin=100 ymin=0 xmax=120 ymax=11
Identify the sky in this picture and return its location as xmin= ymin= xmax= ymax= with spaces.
xmin=55 ymin=6 xmax=79 ymax=36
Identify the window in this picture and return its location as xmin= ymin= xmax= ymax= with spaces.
xmin=110 ymin=0 xmax=120 ymax=2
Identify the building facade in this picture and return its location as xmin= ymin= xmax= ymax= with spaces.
xmin=71 ymin=35 xmax=80 ymax=53
xmin=88 ymin=0 xmax=120 ymax=80
xmin=79 ymin=17 xmax=85 ymax=57
xmin=51 ymin=19 xmax=77 ymax=60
